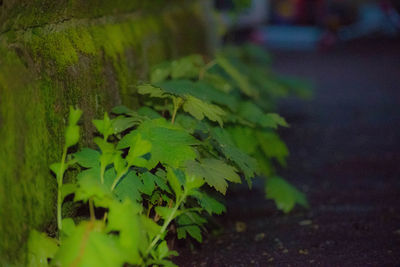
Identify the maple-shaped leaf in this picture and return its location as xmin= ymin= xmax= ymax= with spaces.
xmin=125 ymin=133 xmax=152 ymax=168
xmin=183 ymin=95 xmax=226 ymax=127
xmin=138 ymin=84 xmax=166 ymax=98
xmin=191 ymin=190 xmax=226 ymax=215
xmin=256 ymin=131 xmax=289 ymax=166
xmin=176 ymin=212 xmax=206 ymax=242
xmin=113 ymin=171 xmax=143 ymax=203
xmin=227 ymin=126 xmax=258 ymax=155
xmin=203 ymin=72 xmax=233 ymax=93
xmin=266 ymin=176 xmax=308 ymax=213
xmin=156 ymin=79 xmax=237 ymax=110
xmin=118 ymin=118 xmax=199 ymax=169
xmin=74 ymin=167 xmax=113 ymax=208
xmin=238 ymin=101 xmax=289 ymax=129
xmin=140 ymin=171 xmax=170 ymax=195
xmin=139 ymin=80 xmax=227 ymax=126
xmin=185 ymin=159 xmax=240 ymax=195
xmin=216 ymin=54 xmax=259 ymax=98
xmin=211 ymin=128 xmax=258 ymax=185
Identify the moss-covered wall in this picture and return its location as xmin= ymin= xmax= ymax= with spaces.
xmin=0 ymin=1 xmax=208 ymax=264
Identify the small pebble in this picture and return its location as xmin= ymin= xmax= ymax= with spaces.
xmin=299 ymin=220 xmax=312 ymax=226
xmin=268 ymin=257 xmax=274 ymax=262
xmin=299 ymin=249 xmax=309 ymax=255
xmin=254 ymin=232 xmax=265 ymax=242
xmin=282 ymin=248 xmax=289 ymax=254
xmin=235 ymin=221 xmax=247 ymax=232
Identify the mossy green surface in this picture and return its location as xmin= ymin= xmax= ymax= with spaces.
xmin=0 ymin=2 xmax=208 ymax=265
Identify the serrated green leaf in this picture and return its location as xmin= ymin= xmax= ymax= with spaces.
xmin=216 ymin=55 xmax=258 ymax=98
xmin=184 ymin=172 xmax=205 ymax=193
xmin=27 ymin=229 xmax=58 ymax=267
xmin=203 ymin=72 xmax=233 ymax=93
xmin=137 ymin=106 xmax=162 ymax=119
xmin=256 ymin=131 xmax=289 ymax=166
xmin=138 ymin=84 xmax=166 ymax=98
xmin=228 ymin=126 xmax=258 ymax=155
xmin=176 ymin=212 xmax=205 ymax=242
xmin=175 ymin=114 xmax=209 ymax=134
xmin=53 ymin=221 xmax=125 ymax=267
xmin=74 ymin=167 xmax=113 ymax=207
xmin=155 ymin=240 xmax=174 ymax=260
xmin=183 ymin=95 xmax=225 ymax=127
xmin=113 ymin=171 xmax=143 ymax=203
xmin=112 ymin=116 xmax=140 ymax=134
xmin=238 ymin=101 xmax=289 ymax=129
xmin=125 ymin=118 xmax=198 ymax=169
xmin=141 ymin=171 xmax=170 ymax=193
xmin=113 ymin=152 xmax=126 ymax=176
xmin=211 ymin=128 xmax=258 ymax=185
xmin=171 ymin=54 xmax=204 ymax=79
xmin=93 ymin=112 xmax=114 ymax=139
xmin=185 ymin=159 xmax=240 ymax=195
xmin=74 ymin=148 xmax=100 ymax=168
xmin=139 ymin=172 xmax=156 ymax=195
xmin=124 ymin=133 xmax=152 ymax=168
xmin=140 ymin=216 xmax=162 ymax=241
xmin=155 ymin=206 xmax=182 ymax=221
xmin=192 ymin=191 xmax=226 ymax=215
xmin=111 ymin=105 xmax=133 ymax=115
xmin=266 ymin=176 xmax=308 ymax=213
xmin=94 ymin=138 xmax=115 ymax=169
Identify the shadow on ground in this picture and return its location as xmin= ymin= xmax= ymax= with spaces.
xmin=174 ymin=38 xmax=400 ymax=266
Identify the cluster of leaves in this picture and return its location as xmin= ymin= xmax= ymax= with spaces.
xmin=28 ymin=44 xmax=309 ymax=267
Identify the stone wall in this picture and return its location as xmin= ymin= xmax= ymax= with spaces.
xmin=0 ymin=1 xmax=208 ymax=264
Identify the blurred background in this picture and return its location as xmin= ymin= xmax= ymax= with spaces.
xmin=216 ymin=0 xmax=400 ymax=49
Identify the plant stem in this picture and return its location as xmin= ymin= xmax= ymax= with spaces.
xmin=89 ymin=198 xmax=95 ymax=221
xmin=171 ymin=103 xmax=179 ymax=125
xmin=57 ymin=145 xmax=68 ymax=232
xmin=171 ymin=97 xmax=183 ymax=124
xmin=145 ymin=191 xmax=186 ymax=256
xmin=100 ymin=164 xmax=105 ymax=184
xmin=110 ymin=167 xmax=129 ymax=191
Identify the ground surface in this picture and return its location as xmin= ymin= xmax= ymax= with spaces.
xmin=174 ymin=38 xmax=400 ymax=266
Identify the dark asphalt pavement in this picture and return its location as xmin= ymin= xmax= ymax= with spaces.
xmin=175 ymin=38 xmax=400 ymax=266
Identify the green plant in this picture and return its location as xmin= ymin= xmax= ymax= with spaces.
xmin=27 ymin=44 xmax=309 ymax=266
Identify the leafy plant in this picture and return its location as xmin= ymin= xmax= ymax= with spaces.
xmin=27 ymin=44 xmax=309 ymax=266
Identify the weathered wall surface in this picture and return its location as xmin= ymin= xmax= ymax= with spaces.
xmin=0 ymin=1 xmax=208 ymax=264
